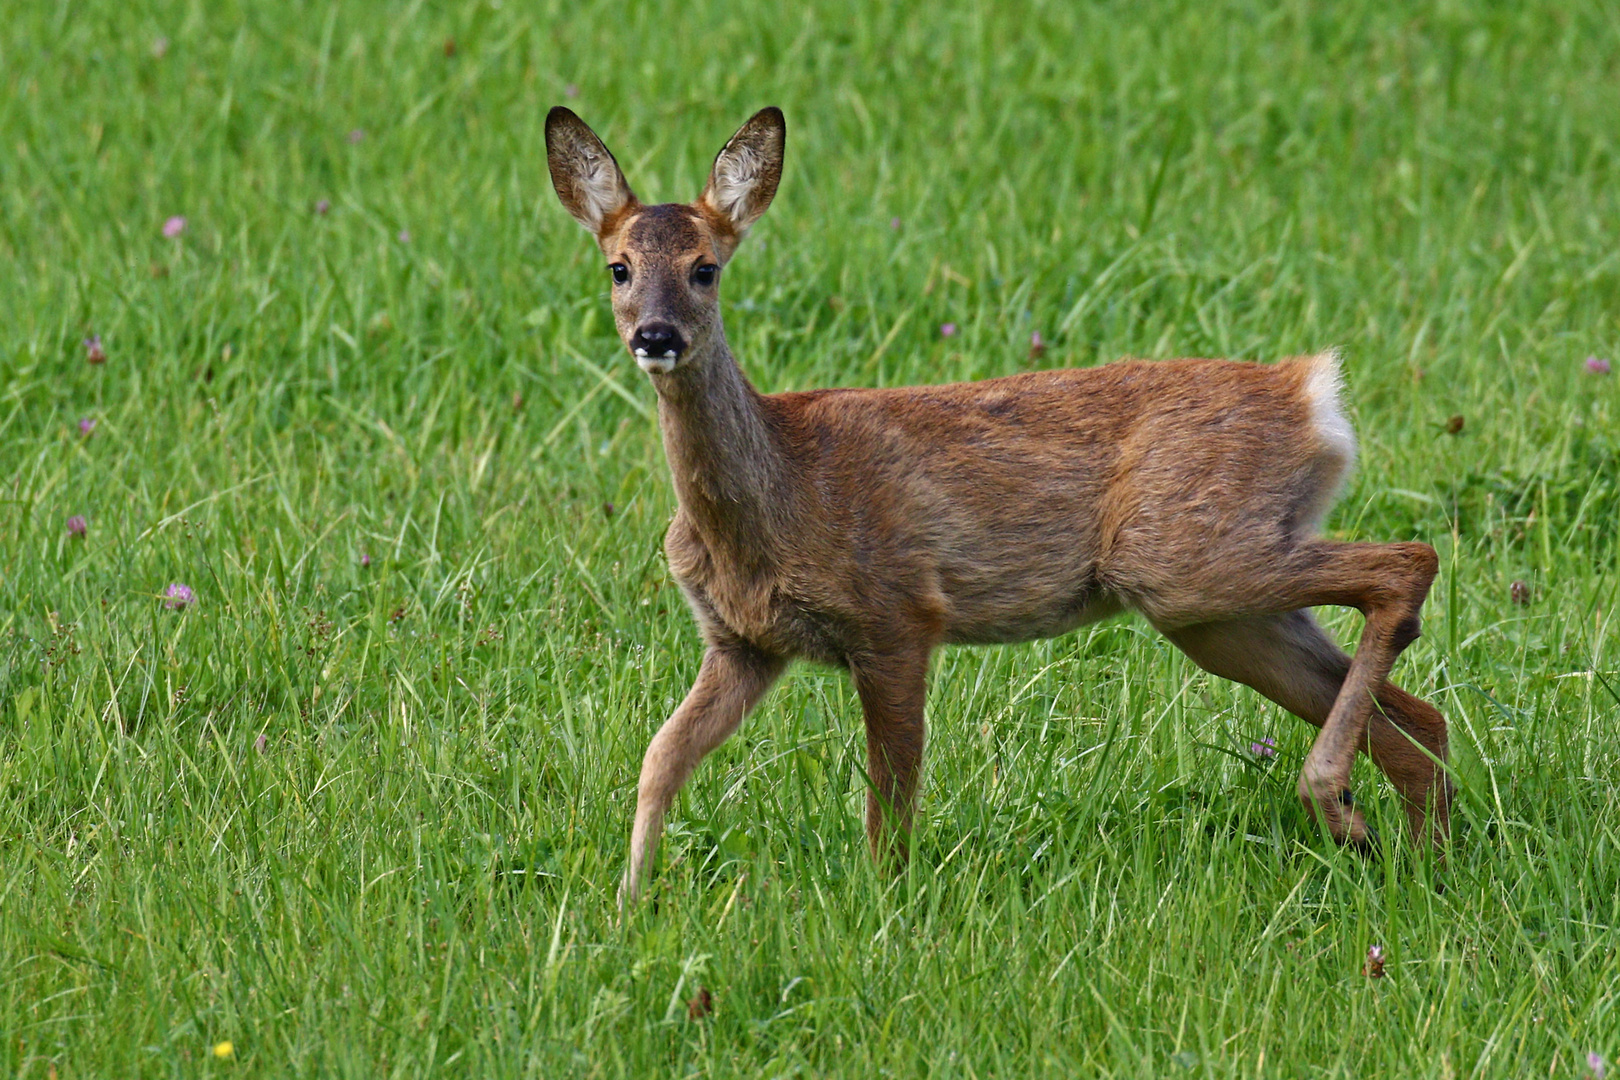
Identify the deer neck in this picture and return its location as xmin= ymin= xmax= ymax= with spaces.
xmin=653 ymin=334 xmax=791 ymax=565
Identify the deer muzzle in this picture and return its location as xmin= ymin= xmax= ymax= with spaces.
xmin=630 ymin=322 xmax=687 ymax=374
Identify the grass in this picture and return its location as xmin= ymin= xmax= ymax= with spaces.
xmin=2 ymin=0 xmax=1619 ymax=1075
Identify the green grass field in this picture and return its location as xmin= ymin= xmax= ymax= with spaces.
xmin=3 ymin=0 xmax=1619 ymax=1075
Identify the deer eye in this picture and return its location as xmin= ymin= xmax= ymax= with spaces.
xmin=692 ymin=263 xmax=718 ymax=287
xmin=609 ymin=263 xmax=630 ymax=285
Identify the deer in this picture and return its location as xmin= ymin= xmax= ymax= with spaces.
xmin=544 ymin=105 xmax=1453 ymax=907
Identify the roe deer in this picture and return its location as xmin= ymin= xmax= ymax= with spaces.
xmin=544 ymin=105 xmax=1453 ymax=906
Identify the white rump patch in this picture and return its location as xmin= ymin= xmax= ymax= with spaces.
xmin=1298 ymin=349 xmax=1358 ymax=533
xmin=1304 ymin=350 xmax=1357 ymax=465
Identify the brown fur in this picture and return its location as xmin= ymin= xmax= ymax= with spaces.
xmin=543 ymin=107 xmax=1453 ymax=906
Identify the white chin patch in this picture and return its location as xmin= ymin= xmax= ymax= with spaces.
xmin=634 ymin=347 xmax=681 ymax=375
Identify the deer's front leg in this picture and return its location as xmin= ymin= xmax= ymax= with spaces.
xmin=621 ymin=644 xmax=784 ymax=908
xmin=851 ymin=647 xmax=931 ymax=869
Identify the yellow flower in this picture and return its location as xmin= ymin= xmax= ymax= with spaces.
xmin=213 ymin=1041 xmax=234 ymax=1059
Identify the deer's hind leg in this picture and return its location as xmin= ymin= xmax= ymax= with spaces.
xmin=1163 ymin=608 xmax=1451 ymax=846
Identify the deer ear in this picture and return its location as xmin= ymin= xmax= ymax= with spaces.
xmin=699 ymin=107 xmax=785 ymax=238
xmin=545 ymin=107 xmax=638 ymax=236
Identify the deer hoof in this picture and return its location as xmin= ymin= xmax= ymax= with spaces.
xmin=1299 ymin=774 xmax=1373 ymax=847
xmin=1334 ymin=794 xmax=1376 ymax=850
xmin=1333 ymin=790 xmax=1382 ymax=852
xmin=1348 ymin=819 xmax=1382 ymax=856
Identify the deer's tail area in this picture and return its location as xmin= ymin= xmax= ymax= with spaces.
xmin=1291 ymin=349 xmax=1359 ymax=537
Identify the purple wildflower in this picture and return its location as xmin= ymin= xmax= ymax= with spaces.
xmin=163 ymin=583 xmax=195 ymax=610
xmin=940 ymin=323 xmax=958 ymax=338
xmin=347 ymin=128 xmax=365 ymax=144
xmin=1029 ymin=331 xmax=1046 ymax=360
xmin=1249 ymin=736 xmax=1277 ymax=759
xmin=1587 ymin=356 xmax=1612 ymax=375
xmin=1590 ymin=1052 xmax=1607 ymax=1079
xmin=889 ymin=216 xmax=902 ymax=230
xmin=66 ymin=515 xmax=87 ymax=538
xmin=84 ymin=335 xmax=106 ymax=364
xmin=162 ymin=216 xmax=186 ymax=238
xmin=315 ymin=198 xmax=331 ymax=215
xmin=397 ymin=229 xmax=411 ymax=244
xmin=564 ymin=83 xmax=580 ymax=98
xmin=360 ymin=552 xmax=372 ymax=567
xmin=78 ymin=417 xmax=96 ymax=436
xmin=254 ymin=732 xmax=267 ymax=754
xmin=1362 ymin=944 xmax=1385 ymax=978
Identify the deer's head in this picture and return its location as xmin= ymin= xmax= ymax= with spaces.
xmin=545 ymin=106 xmax=784 ymax=376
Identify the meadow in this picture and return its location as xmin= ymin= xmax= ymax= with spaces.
xmin=3 ymin=0 xmax=1618 ymax=1075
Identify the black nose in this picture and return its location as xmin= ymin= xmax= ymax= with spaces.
xmin=630 ymin=322 xmax=687 ymax=359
